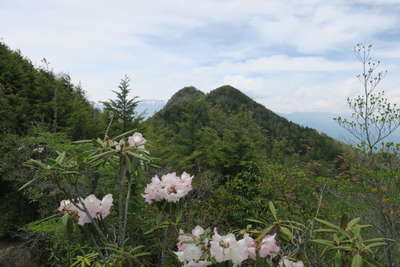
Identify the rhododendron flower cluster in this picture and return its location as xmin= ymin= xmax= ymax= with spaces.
xmin=142 ymin=172 xmax=193 ymax=204
xmin=58 ymin=194 xmax=113 ymax=225
xmin=210 ymin=228 xmax=252 ymax=266
xmin=114 ymin=132 xmax=148 ymax=152
xmin=259 ymin=233 xmax=280 ymax=258
xmin=174 ymin=226 xmax=301 ymax=267
xmin=175 ymin=226 xmax=211 ymax=267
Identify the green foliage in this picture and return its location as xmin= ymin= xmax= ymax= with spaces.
xmin=0 ymin=42 xmax=105 ymax=138
xmin=312 ymin=217 xmax=389 ymax=266
xmin=102 ymin=75 xmax=143 ymax=134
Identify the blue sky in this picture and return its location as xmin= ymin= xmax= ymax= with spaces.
xmin=1 ymin=0 xmax=400 ymax=113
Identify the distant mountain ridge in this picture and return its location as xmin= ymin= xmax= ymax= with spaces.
xmin=138 ymin=100 xmax=400 ymax=144
xmin=149 ymin=85 xmax=344 ymax=161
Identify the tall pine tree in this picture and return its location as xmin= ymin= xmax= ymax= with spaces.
xmin=102 ymin=75 xmax=142 ymax=133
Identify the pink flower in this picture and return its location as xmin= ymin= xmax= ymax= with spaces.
xmin=238 ymin=233 xmax=256 ymax=260
xmin=177 ymin=226 xmax=205 ymax=251
xmin=142 ymin=176 xmax=163 ymax=204
xmin=259 ymin=234 xmax=280 ymax=258
xmin=97 ymin=194 xmax=113 ymax=217
xmin=128 ymin=132 xmax=147 ymax=151
xmin=175 ymin=226 xmax=210 ymax=267
xmin=175 ymin=244 xmax=203 ymax=262
xmin=114 ymin=132 xmax=148 ymax=152
xmin=279 ymin=257 xmax=304 ymax=267
xmin=210 ymin=228 xmax=248 ymax=266
xmin=58 ymin=194 xmax=113 ymax=225
xmin=142 ymin=172 xmax=193 ymax=203
xmin=192 ymin=225 xmax=204 ymax=237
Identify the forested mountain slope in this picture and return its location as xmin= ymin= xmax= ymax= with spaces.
xmin=0 ymin=42 xmax=105 ymax=138
xmin=147 ymin=85 xmax=344 ymax=174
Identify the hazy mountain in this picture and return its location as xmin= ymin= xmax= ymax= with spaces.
xmin=281 ymin=112 xmax=400 ymax=144
xmin=136 ymin=99 xmax=166 ymax=118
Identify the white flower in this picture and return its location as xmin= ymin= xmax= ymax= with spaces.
xmin=210 ymin=228 xmax=248 ymax=266
xmin=238 ymin=233 xmax=256 ymax=260
xmin=192 ymin=225 xmax=204 ymax=237
xmin=142 ymin=172 xmax=193 ymax=203
xmin=175 ymin=244 xmax=203 ymax=262
xmin=58 ymin=194 xmax=113 ymax=225
xmin=279 ymin=257 xmax=304 ymax=267
xmin=128 ymin=132 xmax=147 ymax=151
xmin=259 ymin=234 xmax=280 ymax=258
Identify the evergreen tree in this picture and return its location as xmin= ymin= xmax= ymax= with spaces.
xmin=102 ymin=75 xmax=142 ymax=133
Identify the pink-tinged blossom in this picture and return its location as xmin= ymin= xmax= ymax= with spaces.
xmin=238 ymin=233 xmax=256 ymax=260
xmin=114 ymin=132 xmax=148 ymax=152
xmin=210 ymin=228 xmax=248 ymax=266
xmin=175 ymin=244 xmax=203 ymax=262
xmin=259 ymin=234 xmax=280 ymax=258
xmin=142 ymin=172 xmax=193 ymax=203
xmin=177 ymin=226 xmax=205 ymax=251
xmin=57 ymin=194 xmax=113 ymax=225
xmin=175 ymin=226 xmax=210 ymax=267
xmin=128 ymin=132 xmax=147 ymax=151
xmin=192 ymin=225 xmax=204 ymax=237
xmin=279 ymin=257 xmax=304 ymax=267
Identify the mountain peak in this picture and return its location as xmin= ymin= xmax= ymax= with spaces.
xmin=164 ymin=86 xmax=205 ymax=109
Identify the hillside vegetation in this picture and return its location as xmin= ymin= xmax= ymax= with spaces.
xmin=0 ymin=42 xmax=398 ymax=266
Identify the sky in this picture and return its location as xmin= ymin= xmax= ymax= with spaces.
xmin=1 ymin=0 xmax=400 ymax=113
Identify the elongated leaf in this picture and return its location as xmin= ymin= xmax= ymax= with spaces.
xmin=314 ymin=229 xmax=337 ymax=233
xmin=351 ymin=254 xmax=363 ymax=267
xmin=126 ymin=151 xmax=149 ymax=161
xmin=88 ymin=150 xmax=115 ymax=162
xmin=365 ymin=242 xmax=387 ymax=249
xmin=113 ymin=129 xmax=138 ymax=141
xmin=269 ymin=201 xmax=278 ymax=220
xmin=346 ymin=217 xmax=361 ymax=230
xmin=73 ymin=139 xmax=92 ymax=144
xmin=246 ymin=218 xmax=267 ymax=226
xmin=315 ymin=218 xmax=341 ymax=230
xmin=18 ymin=177 xmax=39 ymax=191
xmin=280 ymin=226 xmax=293 ymax=241
xmin=311 ymin=239 xmax=335 ymax=246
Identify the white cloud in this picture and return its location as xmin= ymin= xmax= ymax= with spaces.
xmin=202 ymin=55 xmax=359 ymax=74
xmin=1 ymin=0 xmax=400 ymax=113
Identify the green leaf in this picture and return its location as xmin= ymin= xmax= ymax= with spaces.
xmin=280 ymin=226 xmax=293 ymax=241
xmin=365 ymin=242 xmax=387 ymax=249
xmin=61 ymin=213 xmax=70 ymax=226
xmin=314 ymin=228 xmax=337 ymax=233
xmin=88 ymin=150 xmax=115 ymax=162
xmin=315 ymin=218 xmax=341 ymax=230
xmin=311 ymin=239 xmax=335 ymax=247
xmin=113 ymin=129 xmax=138 ymax=141
xmin=126 ymin=151 xmax=149 ymax=161
xmin=246 ymin=218 xmax=267 ymax=226
xmin=268 ymin=201 xmax=278 ymax=220
xmin=351 ymin=254 xmax=363 ymax=267
xmin=346 ymin=217 xmax=361 ymax=230
xmin=18 ymin=177 xmax=39 ymax=191
xmin=73 ymin=139 xmax=92 ymax=144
